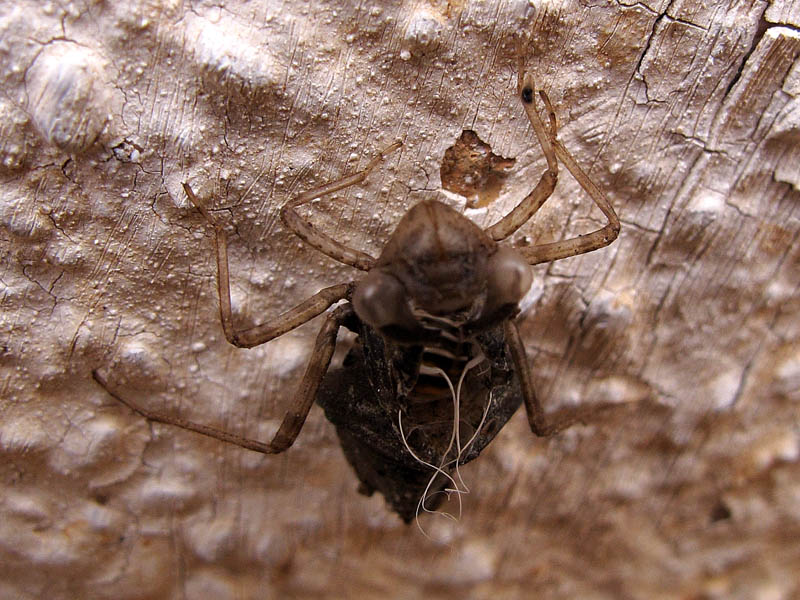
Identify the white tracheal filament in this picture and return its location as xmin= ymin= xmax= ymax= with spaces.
xmin=398 ymin=353 xmax=492 ymax=537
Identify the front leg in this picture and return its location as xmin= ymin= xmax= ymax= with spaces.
xmin=516 ymin=137 xmax=620 ymax=266
xmin=183 ymin=183 xmax=351 ymax=348
xmin=280 ymin=140 xmax=403 ymax=271
xmin=93 ymin=304 xmax=353 ymax=454
xmin=486 ymin=73 xmax=559 ymax=242
xmin=485 ymin=70 xmax=620 ymax=262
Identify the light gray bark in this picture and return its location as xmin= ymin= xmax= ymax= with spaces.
xmin=1 ymin=1 xmax=798 ymax=598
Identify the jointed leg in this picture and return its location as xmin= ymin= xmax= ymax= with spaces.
xmin=183 ymin=183 xmax=350 ymax=348
xmin=504 ymin=319 xmax=553 ymax=436
xmin=486 ymin=73 xmax=559 ymax=241
xmin=486 ymin=70 xmax=620 ymax=260
xmin=516 ymin=137 xmax=620 ymax=266
xmin=280 ymin=140 xmax=403 ymax=271
xmin=93 ymin=304 xmax=352 ymax=454
xmin=504 ymin=320 xmax=599 ymax=436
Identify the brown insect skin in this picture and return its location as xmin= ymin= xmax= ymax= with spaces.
xmin=374 ymin=200 xmax=497 ymax=316
xmin=93 ymin=70 xmax=621 ymax=523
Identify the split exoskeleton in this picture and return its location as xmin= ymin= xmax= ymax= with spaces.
xmin=95 ymin=71 xmax=620 ymax=522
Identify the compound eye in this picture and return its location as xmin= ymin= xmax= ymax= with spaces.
xmin=353 ymin=270 xmax=416 ymax=331
xmin=486 ymin=246 xmax=532 ymax=309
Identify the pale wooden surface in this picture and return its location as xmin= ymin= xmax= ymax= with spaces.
xmin=1 ymin=1 xmax=799 ymax=598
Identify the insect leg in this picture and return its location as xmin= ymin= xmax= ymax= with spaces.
xmin=93 ymin=304 xmax=351 ymax=454
xmin=505 ymin=319 xmax=616 ymax=436
xmin=503 ymin=319 xmax=552 ymax=436
xmin=280 ymin=140 xmax=403 ymax=271
xmin=184 ymin=183 xmax=350 ymax=348
xmin=485 ymin=72 xmax=559 ymax=241
xmin=515 ymin=135 xmax=620 ymax=266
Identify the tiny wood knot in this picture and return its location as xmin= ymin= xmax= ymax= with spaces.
xmin=521 ymin=86 xmax=533 ymax=104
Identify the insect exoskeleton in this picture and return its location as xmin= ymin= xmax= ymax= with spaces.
xmin=94 ymin=69 xmax=620 ymax=524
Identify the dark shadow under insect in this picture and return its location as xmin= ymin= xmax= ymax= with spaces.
xmin=93 ymin=70 xmax=620 ymax=523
